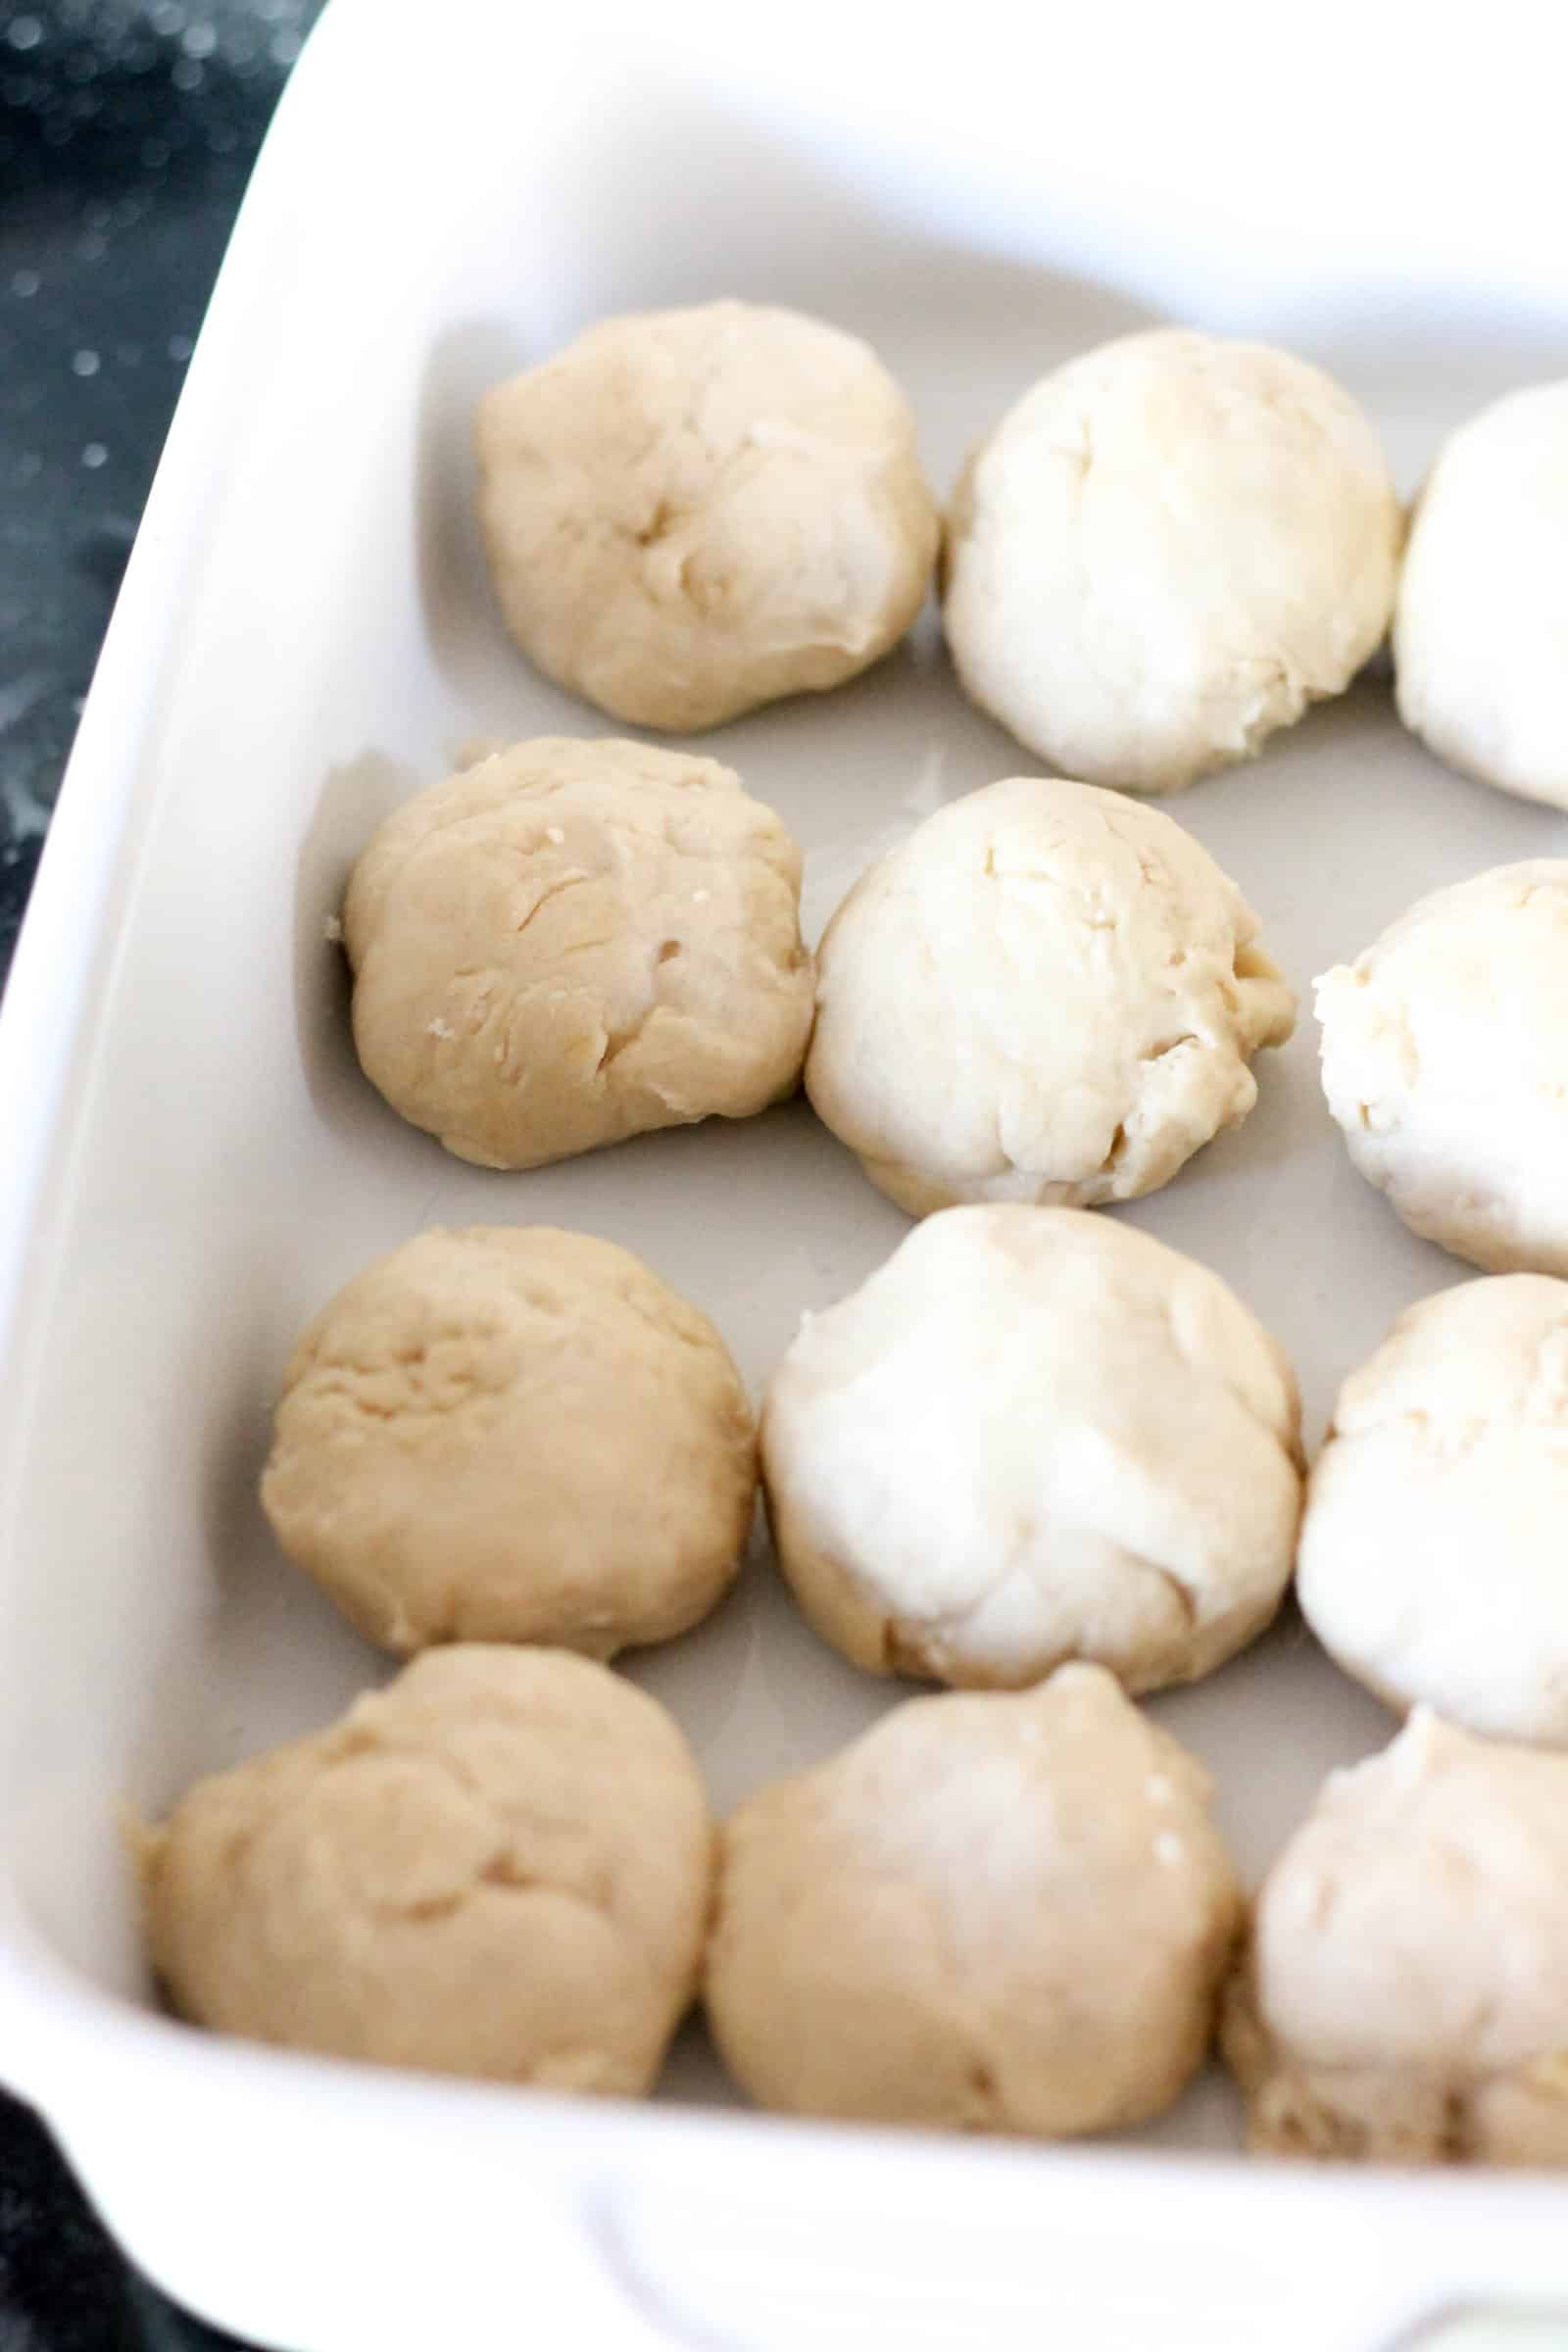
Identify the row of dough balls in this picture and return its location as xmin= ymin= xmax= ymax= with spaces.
xmin=474 ymin=300 xmax=1568 ymax=808
xmin=342 ymin=744 xmax=1293 ymax=1203
xmin=784 ymin=1232 xmax=1568 ymax=1746
xmin=137 ymin=1645 xmax=1568 ymax=2164
xmin=344 ymin=739 xmax=1568 ymax=1278
xmin=259 ymin=1215 xmax=1568 ymax=1749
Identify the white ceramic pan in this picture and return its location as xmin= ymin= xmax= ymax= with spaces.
xmin=1 ymin=2 xmax=1566 ymax=2343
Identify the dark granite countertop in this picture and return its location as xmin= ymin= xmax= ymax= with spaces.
xmin=2 ymin=5 xmax=320 ymax=2342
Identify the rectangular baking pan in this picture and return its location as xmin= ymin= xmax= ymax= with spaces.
xmin=1 ymin=1 xmax=1566 ymax=2344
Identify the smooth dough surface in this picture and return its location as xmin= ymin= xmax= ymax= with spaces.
xmin=1225 ymin=1709 xmax=1568 ymax=2163
xmin=261 ymin=1226 xmax=757 ymax=1657
xmin=806 ymin=775 xmax=1295 ymax=1216
xmin=1316 ymin=860 xmax=1568 ymax=1275
xmin=344 ymin=737 xmax=814 ymax=1172
xmin=707 ymin=1663 xmax=1241 ymax=2133
xmin=475 ymin=301 xmax=939 ymax=731
xmin=1297 ymin=1273 xmax=1568 ymax=1743
xmin=762 ymin=1206 xmax=1302 ymax=1692
xmin=943 ymin=328 xmax=1400 ymax=793
xmin=1395 ymin=380 xmax=1568 ymax=808
xmin=139 ymin=1647 xmax=713 ymax=2092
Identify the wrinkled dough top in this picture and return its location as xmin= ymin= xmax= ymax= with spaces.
xmin=807 ymin=774 xmax=1295 ymax=1212
xmin=344 ymin=737 xmax=814 ymax=1170
xmin=943 ymin=328 xmax=1400 ymax=793
xmin=762 ymin=1205 xmax=1302 ymax=1690
xmin=475 ymin=301 xmax=939 ymax=730
xmin=1316 ymin=860 xmax=1568 ymax=1274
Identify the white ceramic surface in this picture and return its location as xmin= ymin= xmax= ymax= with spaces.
xmin=2 ymin=2 xmax=1567 ymax=2345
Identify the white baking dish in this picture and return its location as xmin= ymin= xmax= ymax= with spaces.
xmin=2 ymin=2 xmax=1567 ymax=2343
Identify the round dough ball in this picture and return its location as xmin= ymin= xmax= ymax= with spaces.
xmin=261 ymin=1226 xmax=757 ymax=1657
xmin=1396 ymin=381 xmax=1568 ymax=808
xmin=1316 ymin=860 xmax=1568 ymax=1274
xmin=1298 ymin=1273 xmax=1568 ymax=1743
xmin=1225 ymin=1708 xmax=1568 ymax=2163
xmin=475 ymin=301 xmax=939 ymax=731
xmin=762 ymin=1206 xmax=1302 ymax=1692
xmin=707 ymin=1663 xmax=1241 ymax=2133
xmin=344 ymin=738 xmax=814 ymax=1172
xmin=138 ymin=1646 xmax=713 ymax=2092
xmin=806 ymin=775 xmax=1295 ymax=1217
xmin=943 ymin=328 xmax=1401 ymax=794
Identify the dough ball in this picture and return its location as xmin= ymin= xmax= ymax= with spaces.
xmin=1298 ymin=1273 xmax=1568 ymax=1743
xmin=261 ymin=1226 xmax=756 ymax=1657
xmin=762 ymin=1206 xmax=1302 ymax=1692
xmin=138 ymin=1646 xmax=712 ymax=2092
xmin=1396 ymin=381 xmax=1568 ymax=807
xmin=943 ymin=328 xmax=1400 ymax=794
xmin=806 ymin=775 xmax=1295 ymax=1217
xmin=1225 ymin=1709 xmax=1568 ymax=2163
xmin=706 ymin=1663 xmax=1241 ymax=2132
xmin=475 ymin=301 xmax=939 ymax=731
xmin=1316 ymin=860 xmax=1568 ymax=1274
xmin=344 ymin=737 xmax=814 ymax=1171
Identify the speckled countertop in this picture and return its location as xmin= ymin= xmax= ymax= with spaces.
xmin=1 ymin=0 xmax=319 ymax=972
xmin=1 ymin=6 xmax=319 ymax=2342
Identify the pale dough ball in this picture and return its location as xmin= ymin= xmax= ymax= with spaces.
xmin=762 ymin=1206 xmax=1302 ymax=1692
xmin=1225 ymin=1709 xmax=1568 ymax=2163
xmin=475 ymin=301 xmax=939 ymax=731
xmin=1298 ymin=1273 xmax=1568 ymax=1743
xmin=806 ymin=775 xmax=1295 ymax=1217
xmin=261 ymin=1226 xmax=756 ymax=1657
xmin=706 ymin=1663 xmax=1241 ymax=2132
xmin=1316 ymin=860 xmax=1568 ymax=1274
xmin=943 ymin=328 xmax=1401 ymax=793
xmin=1396 ymin=381 xmax=1568 ymax=807
xmin=344 ymin=738 xmax=814 ymax=1172
xmin=138 ymin=1647 xmax=712 ymax=2092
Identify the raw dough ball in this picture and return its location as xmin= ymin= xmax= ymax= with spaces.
xmin=475 ymin=301 xmax=939 ymax=731
xmin=1298 ymin=1273 xmax=1568 ymax=1743
xmin=943 ymin=328 xmax=1400 ymax=793
xmin=1316 ymin=860 xmax=1568 ymax=1274
xmin=1396 ymin=381 xmax=1568 ymax=807
xmin=138 ymin=1646 xmax=712 ymax=2092
xmin=806 ymin=775 xmax=1295 ymax=1217
xmin=1225 ymin=1708 xmax=1568 ymax=2163
xmin=261 ymin=1226 xmax=756 ymax=1657
xmin=707 ymin=1663 xmax=1241 ymax=2132
xmin=344 ymin=738 xmax=814 ymax=1171
xmin=762 ymin=1206 xmax=1302 ymax=1692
